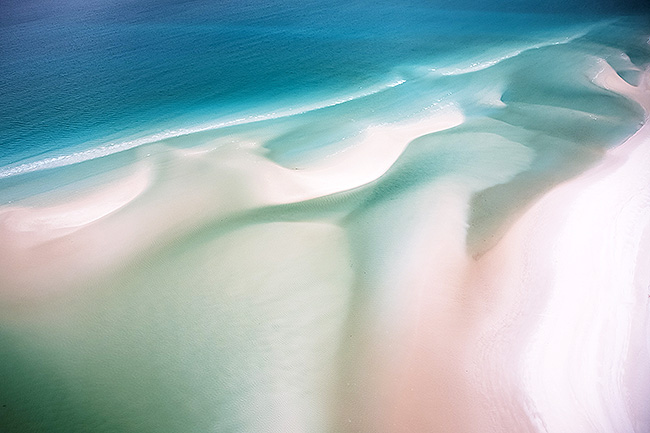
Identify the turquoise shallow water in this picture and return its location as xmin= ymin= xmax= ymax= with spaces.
xmin=2 ymin=0 xmax=646 ymax=174
xmin=1 ymin=1 xmax=650 ymax=432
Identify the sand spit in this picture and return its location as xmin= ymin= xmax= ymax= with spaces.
xmin=0 ymin=163 xmax=153 ymax=297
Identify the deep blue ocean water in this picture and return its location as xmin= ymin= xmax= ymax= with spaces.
xmin=2 ymin=0 xmax=648 ymax=176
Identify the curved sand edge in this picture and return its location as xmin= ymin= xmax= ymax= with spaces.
xmin=469 ymin=62 xmax=650 ymax=432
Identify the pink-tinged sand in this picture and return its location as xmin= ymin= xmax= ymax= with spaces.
xmin=0 ymin=109 xmax=463 ymax=300
xmin=347 ymin=64 xmax=650 ymax=432
xmin=515 ymin=62 xmax=650 ymax=433
xmin=0 ymin=163 xmax=153 ymax=296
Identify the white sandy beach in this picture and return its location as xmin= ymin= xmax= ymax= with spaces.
xmin=463 ymin=62 xmax=650 ymax=432
xmin=515 ymin=62 xmax=650 ymax=433
xmin=338 ymin=61 xmax=650 ymax=433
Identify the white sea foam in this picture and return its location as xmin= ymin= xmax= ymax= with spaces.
xmin=429 ymin=23 xmax=608 ymax=76
xmin=0 ymin=78 xmax=407 ymax=180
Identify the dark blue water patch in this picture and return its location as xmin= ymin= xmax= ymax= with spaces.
xmin=580 ymin=16 xmax=650 ymax=67
xmin=0 ymin=0 xmax=613 ymax=167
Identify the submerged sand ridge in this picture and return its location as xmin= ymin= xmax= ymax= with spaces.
xmin=0 ymin=109 xmax=464 ymax=299
xmin=0 ymin=39 xmax=649 ymax=433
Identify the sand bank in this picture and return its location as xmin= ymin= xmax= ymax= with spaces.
xmin=0 ymin=163 xmax=153 ymax=298
xmin=0 ymin=108 xmax=463 ymax=301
